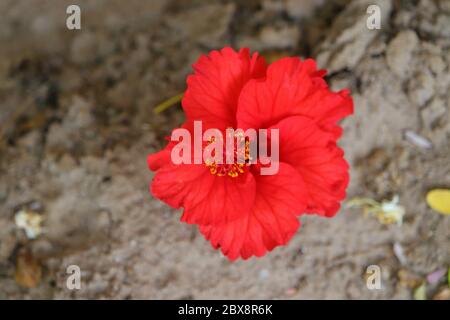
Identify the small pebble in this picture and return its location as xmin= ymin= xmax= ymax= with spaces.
xmin=393 ymin=242 xmax=407 ymax=265
xmin=259 ymin=269 xmax=270 ymax=280
xmin=404 ymin=130 xmax=433 ymax=150
xmin=426 ymin=268 xmax=447 ymax=285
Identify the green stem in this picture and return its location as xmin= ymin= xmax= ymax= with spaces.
xmin=153 ymin=93 xmax=184 ymax=114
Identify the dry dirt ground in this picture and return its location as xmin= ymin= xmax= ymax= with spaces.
xmin=0 ymin=0 xmax=449 ymax=299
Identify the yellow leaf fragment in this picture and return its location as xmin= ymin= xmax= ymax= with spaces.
xmin=426 ymin=189 xmax=450 ymax=215
xmin=413 ymin=283 xmax=427 ymax=300
xmin=448 ymin=268 xmax=450 ymax=287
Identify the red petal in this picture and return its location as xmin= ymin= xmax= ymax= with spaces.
xmin=199 ymin=163 xmax=307 ymax=260
xmin=151 ymin=163 xmax=256 ymax=225
xmin=183 ymin=47 xmax=266 ymax=130
xmin=300 ymin=88 xmax=353 ymax=139
xmin=236 ymin=57 xmax=353 ymax=136
xmin=181 ymin=172 xmax=256 ymax=225
xmin=147 ymin=148 xmax=172 ymax=171
xmin=297 ymin=147 xmax=349 ymax=217
xmin=147 ymin=121 xmax=195 ymax=171
xmin=271 ymin=116 xmax=349 ymax=217
xmin=151 ymin=163 xmax=212 ymax=210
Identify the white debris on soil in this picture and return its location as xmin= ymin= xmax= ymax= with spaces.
xmin=393 ymin=242 xmax=408 ymax=266
xmin=404 ymin=130 xmax=433 ymax=150
xmin=14 ymin=210 xmax=44 ymax=239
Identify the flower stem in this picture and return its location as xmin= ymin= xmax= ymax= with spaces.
xmin=153 ymin=93 xmax=184 ymax=114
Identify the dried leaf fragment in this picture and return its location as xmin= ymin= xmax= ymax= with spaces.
xmin=398 ymin=269 xmax=422 ymax=288
xmin=15 ymin=251 xmax=42 ymax=288
xmin=433 ymin=287 xmax=450 ymax=300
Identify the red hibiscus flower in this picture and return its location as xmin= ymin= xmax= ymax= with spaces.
xmin=148 ymin=47 xmax=353 ymax=260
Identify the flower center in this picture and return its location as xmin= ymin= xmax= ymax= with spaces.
xmin=205 ymin=132 xmax=251 ymax=178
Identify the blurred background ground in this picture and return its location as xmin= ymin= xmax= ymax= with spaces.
xmin=0 ymin=0 xmax=449 ymax=299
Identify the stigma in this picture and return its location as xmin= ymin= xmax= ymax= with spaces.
xmin=204 ymin=132 xmax=251 ymax=178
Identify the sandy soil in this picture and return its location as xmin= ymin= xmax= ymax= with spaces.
xmin=0 ymin=0 xmax=449 ymax=299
